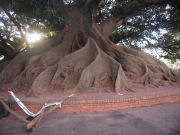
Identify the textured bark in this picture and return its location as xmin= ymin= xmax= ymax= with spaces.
xmin=0 ymin=0 xmax=179 ymax=95
xmin=0 ymin=25 xmax=178 ymax=95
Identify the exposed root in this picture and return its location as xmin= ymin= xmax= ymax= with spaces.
xmin=32 ymin=66 xmax=57 ymax=96
xmin=51 ymin=38 xmax=97 ymax=91
xmin=0 ymin=52 xmax=30 ymax=83
xmin=115 ymin=65 xmax=133 ymax=93
xmin=0 ymin=24 xmax=179 ymax=95
xmin=118 ymin=46 xmax=179 ymax=86
xmin=75 ymin=38 xmax=130 ymax=93
xmin=44 ymin=32 xmax=74 ymax=66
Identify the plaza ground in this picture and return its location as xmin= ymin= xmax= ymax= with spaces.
xmin=0 ymin=102 xmax=180 ymax=135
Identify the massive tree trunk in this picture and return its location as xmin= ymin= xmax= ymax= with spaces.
xmin=0 ymin=0 xmax=179 ymax=95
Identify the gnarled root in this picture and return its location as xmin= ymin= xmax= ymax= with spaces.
xmin=0 ymin=29 xmax=179 ymax=95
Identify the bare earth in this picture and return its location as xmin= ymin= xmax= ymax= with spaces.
xmin=0 ymin=102 xmax=180 ymax=135
xmin=0 ymin=82 xmax=180 ymax=103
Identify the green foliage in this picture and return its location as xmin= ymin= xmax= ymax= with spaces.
xmin=110 ymin=0 xmax=129 ymax=16
xmin=0 ymin=0 xmax=67 ymax=60
xmin=0 ymin=0 xmax=179 ymax=62
xmin=1 ymin=0 xmax=66 ymax=31
xmin=153 ymin=32 xmax=180 ymax=60
xmin=109 ymin=3 xmax=180 ymax=61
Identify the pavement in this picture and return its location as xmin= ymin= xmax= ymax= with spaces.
xmin=0 ymin=102 xmax=180 ymax=135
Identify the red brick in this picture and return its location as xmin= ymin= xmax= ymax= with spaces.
xmin=11 ymin=93 xmax=180 ymax=114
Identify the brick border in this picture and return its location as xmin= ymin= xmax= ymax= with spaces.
xmin=12 ymin=92 xmax=180 ymax=114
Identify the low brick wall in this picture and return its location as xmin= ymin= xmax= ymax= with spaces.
xmin=12 ymin=92 xmax=180 ymax=114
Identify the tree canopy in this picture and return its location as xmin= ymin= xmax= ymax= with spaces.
xmin=0 ymin=0 xmax=179 ymax=61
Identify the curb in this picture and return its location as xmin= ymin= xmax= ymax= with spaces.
xmin=12 ymin=92 xmax=180 ymax=114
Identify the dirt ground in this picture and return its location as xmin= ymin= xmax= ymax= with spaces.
xmin=0 ymin=102 xmax=180 ymax=135
xmin=0 ymin=82 xmax=180 ymax=104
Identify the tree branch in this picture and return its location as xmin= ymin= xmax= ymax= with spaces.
xmin=26 ymin=94 xmax=74 ymax=130
xmin=99 ymin=0 xmax=164 ymax=37
xmin=0 ymin=37 xmax=17 ymax=59
xmin=85 ymin=0 xmax=102 ymax=16
xmin=0 ymin=99 xmax=28 ymax=123
xmin=3 ymin=10 xmax=25 ymax=40
xmin=0 ymin=35 xmax=18 ymax=49
xmin=99 ymin=16 xmax=128 ymax=38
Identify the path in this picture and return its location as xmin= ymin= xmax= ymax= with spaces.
xmin=0 ymin=102 xmax=180 ymax=135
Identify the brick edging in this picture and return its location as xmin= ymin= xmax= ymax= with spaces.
xmin=12 ymin=92 xmax=180 ymax=114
